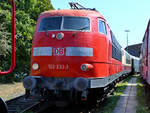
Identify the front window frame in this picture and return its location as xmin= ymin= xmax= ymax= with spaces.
xmin=38 ymin=16 xmax=62 ymax=32
xmin=38 ymin=16 xmax=91 ymax=32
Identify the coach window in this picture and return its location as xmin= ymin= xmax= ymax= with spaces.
xmin=98 ymin=20 xmax=107 ymax=34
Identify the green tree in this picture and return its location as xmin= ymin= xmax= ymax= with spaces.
xmin=0 ymin=0 xmax=54 ymax=82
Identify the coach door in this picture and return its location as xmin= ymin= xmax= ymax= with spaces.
xmin=147 ymin=23 xmax=150 ymax=83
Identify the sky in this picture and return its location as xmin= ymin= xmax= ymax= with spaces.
xmin=51 ymin=0 xmax=150 ymax=48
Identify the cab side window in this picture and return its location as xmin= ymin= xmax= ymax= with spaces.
xmin=98 ymin=20 xmax=107 ymax=34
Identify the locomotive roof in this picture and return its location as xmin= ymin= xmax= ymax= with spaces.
xmin=39 ymin=9 xmax=105 ymax=20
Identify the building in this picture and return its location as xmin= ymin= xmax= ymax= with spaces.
xmin=125 ymin=43 xmax=142 ymax=57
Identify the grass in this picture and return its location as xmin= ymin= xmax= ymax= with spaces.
xmin=136 ymin=75 xmax=150 ymax=113
xmin=0 ymin=82 xmax=25 ymax=100
xmin=95 ymin=75 xmax=132 ymax=113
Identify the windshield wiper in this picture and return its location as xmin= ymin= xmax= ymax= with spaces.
xmin=43 ymin=26 xmax=49 ymax=37
xmin=76 ymin=26 xmax=89 ymax=30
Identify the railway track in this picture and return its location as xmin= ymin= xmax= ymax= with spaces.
xmin=6 ymin=95 xmax=58 ymax=113
xmin=6 ymin=95 xmax=40 ymax=113
xmin=5 ymin=92 xmax=110 ymax=113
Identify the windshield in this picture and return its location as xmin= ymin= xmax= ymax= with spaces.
xmin=38 ymin=16 xmax=90 ymax=32
xmin=38 ymin=17 xmax=62 ymax=31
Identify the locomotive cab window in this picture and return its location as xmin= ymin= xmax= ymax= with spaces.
xmin=38 ymin=16 xmax=90 ymax=32
xmin=98 ymin=20 xmax=107 ymax=34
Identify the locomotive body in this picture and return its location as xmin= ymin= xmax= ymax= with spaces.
xmin=31 ymin=10 xmax=110 ymax=78
xmin=23 ymin=9 xmax=132 ymax=103
xmin=140 ymin=20 xmax=150 ymax=84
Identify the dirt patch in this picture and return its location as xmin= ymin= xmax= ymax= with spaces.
xmin=0 ymin=82 xmax=25 ymax=100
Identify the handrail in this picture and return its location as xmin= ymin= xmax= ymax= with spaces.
xmin=0 ymin=0 xmax=15 ymax=75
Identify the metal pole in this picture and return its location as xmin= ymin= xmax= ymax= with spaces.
xmin=127 ymin=33 xmax=128 ymax=51
xmin=125 ymin=30 xmax=130 ymax=52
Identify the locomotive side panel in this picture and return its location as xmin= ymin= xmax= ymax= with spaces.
xmin=110 ymin=31 xmax=123 ymax=75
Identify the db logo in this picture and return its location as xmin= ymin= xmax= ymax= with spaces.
xmin=53 ymin=48 xmax=64 ymax=56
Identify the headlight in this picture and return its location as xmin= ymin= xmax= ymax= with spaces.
xmin=81 ymin=64 xmax=93 ymax=71
xmin=51 ymin=34 xmax=55 ymax=38
xmin=56 ymin=32 xmax=64 ymax=40
xmin=23 ymin=76 xmax=36 ymax=90
xmin=32 ymin=63 xmax=39 ymax=70
xmin=74 ymin=77 xmax=88 ymax=91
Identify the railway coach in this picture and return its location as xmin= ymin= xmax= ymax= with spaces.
xmin=131 ymin=56 xmax=140 ymax=74
xmin=140 ymin=19 xmax=150 ymax=84
xmin=23 ymin=3 xmax=132 ymax=104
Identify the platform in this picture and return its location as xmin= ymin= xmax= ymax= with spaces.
xmin=113 ymin=77 xmax=138 ymax=113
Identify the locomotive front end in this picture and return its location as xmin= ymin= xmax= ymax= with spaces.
xmin=23 ymin=9 xmax=108 ymax=103
xmin=31 ymin=11 xmax=95 ymax=78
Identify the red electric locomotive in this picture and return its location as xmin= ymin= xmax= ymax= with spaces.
xmin=23 ymin=3 xmax=132 ymax=104
xmin=140 ymin=19 xmax=150 ymax=84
